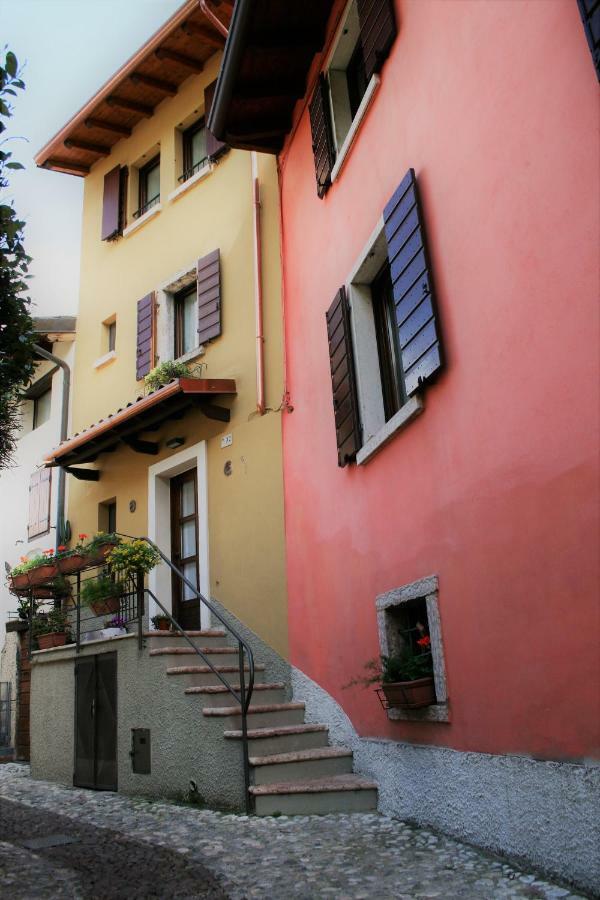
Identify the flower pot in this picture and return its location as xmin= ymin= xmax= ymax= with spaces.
xmin=28 ymin=564 xmax=59 ymax=586
xmin=37 ymin=631 xmax=68 ymax=650
xmin=88 ymin=543 xmax=118 ymax=565
xmin=57 ymin=553 xmax=87 ymax=575
xmin=100 ymin=627 xmax=127 ymax=639
xmin=154 ymin=619 xmax=170 ymax=632
xmin=382 ymin=676 xmax=436 ymax=709
xmin=89 ymin=595 xmax=121 ymax=617
xmin=9 ymin=574 xmax=30 ymax=592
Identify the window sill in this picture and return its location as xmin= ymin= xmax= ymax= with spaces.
xmin=167 ymin=163 xmax=213 ymax=203
xmin=356 ymin=394 xmax=423 ymax=465
xmin=388 ymin=702 xmax=450 ymax=723
xmin=331 ymin=74 xmax=380 ymax=184
xmin=93 ymin=350 xmax=117 ymax=370
xmin=173 ymin=346 xmax=205 ymax=366
xmin=122 ymin=202 xmax=162 ymax=237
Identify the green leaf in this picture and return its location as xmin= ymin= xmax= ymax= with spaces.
xmin=6 ymin=162 xmax=24 ymax=170
xmin=5 ymin=52 xmax=17 ymax=78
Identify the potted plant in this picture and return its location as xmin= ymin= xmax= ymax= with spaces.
xmin=151 ymin=613 xmax=171 ymax=632
xmin=102 ymin=615 xmax=128 ymax=637
xmin=9 ymin=552 xmax=56 ymax=590
xmin=33 ymin=607 xmax=71 ymax=650
xmin=56 ymin=537 xmax=90 ymax=575
xmin=81 ymin=574 xmax=124 ymax=617
xmin=84 ymin=532 xmax=121 ymax=565
xmin=144 ymin=360 xmax=190 ymax=393
xmin=347 ymin=637 xmax=436 ymax=710
xmin=106 ymin=539 xmax=161 ymax=579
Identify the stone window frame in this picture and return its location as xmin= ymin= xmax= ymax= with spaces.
xmin=155 ymin=262 xmax=206 ymax=368
xmin=376 ymin=574 xmax=450 ymax=723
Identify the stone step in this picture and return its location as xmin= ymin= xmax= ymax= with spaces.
xmin=150 ymin=646 xmax=239 ymax=666
xmin=185 ymin=683 xmax=287 ymax=707
xmin=249 ymin=747 xmax=354 ymax=785
xmin=203 ymin=702 xmax=306 ymax=730
xmin=224 ymin=723 xmax=329 ymax=756
xmin=249 ymin=774 xmax=378 ymax=816
xmin=144 ymin=629 xmax=229 ymax=649
xmin=167 ymin=663 xmax=265 ymax=687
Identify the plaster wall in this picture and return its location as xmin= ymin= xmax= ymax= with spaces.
xmin=279 ymin=0 xmax=600 ymax=759
xmin=0 ymin=340 xmax=75 ymax=636
xmin=64 ymin=52 xmax=288 ymax=655
xmin=292 ymin=668 xmax=600 ymax=894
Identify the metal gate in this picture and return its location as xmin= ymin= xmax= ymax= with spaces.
xmin=74 ymin=653 xmax=117 ymax=790
xmin=0 ymin=682 xmax=11 ymax=748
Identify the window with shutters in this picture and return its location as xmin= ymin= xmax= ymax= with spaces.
xmin=327 ymin=168 xmax=443 ymax=466
xmin=311 ymin=0 xmax=396 ymax=193
xmin=174 ymin=284 xmax=198 ymax=359
xmin=101 ymin=165 xmax=128 ymax=241
xmin=28 ymin=469 xmax=52 ymax=539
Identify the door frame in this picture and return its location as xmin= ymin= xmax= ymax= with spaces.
xmin=148 ymin=440 xmax=210 ymax=630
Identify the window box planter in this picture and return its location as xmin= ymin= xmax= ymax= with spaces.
xmin=381 ymin=676 xmax=436 ymax=710
xmin=27 ymin=563 xmax=59 ymax=586
xmin=56 ymin=553 xmax=88 ymax=575
xmin=37 ymin=631 xmax=68 ymax=650
xmin=9 ymin=574 xmax=30 ymax=592
xmin=89 ymin=595 xmax=121 ymax=617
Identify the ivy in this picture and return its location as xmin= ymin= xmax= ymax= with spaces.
xmin=0 ymin=47 xmax=36 ymax=468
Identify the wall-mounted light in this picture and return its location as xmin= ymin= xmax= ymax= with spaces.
xmin=166 ymin=436 xmax=185 ymax=450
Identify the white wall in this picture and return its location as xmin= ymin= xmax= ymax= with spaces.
xmin=0 ymin=339 xmax=75 ymax=638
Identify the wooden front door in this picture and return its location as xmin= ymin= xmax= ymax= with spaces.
xmin=170 ymin=468 xmax=200 ymax=630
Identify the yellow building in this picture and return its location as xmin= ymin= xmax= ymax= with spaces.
xmin=35 ymin=1 xmax=288 ymax=655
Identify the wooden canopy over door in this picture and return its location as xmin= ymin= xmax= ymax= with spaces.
xmin=170 ymin=469 xmax=201 ymax=630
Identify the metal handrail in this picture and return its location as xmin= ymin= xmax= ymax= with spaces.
xmin=116 ymin=534 xmax=255 ymax=813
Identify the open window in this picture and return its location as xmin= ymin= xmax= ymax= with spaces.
xmin=174 ymin=283 xmax=198 ymax=359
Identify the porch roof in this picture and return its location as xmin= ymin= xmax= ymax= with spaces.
xmin=34 ymin=0 xmax=232 ymax=176
xmin=43 ymin=377 xmax=236 ymax=470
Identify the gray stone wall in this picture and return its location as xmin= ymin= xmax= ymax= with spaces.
xmin=292 ymin=667 xmax=600 ymax=895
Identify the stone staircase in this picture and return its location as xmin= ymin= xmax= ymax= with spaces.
xmin=147 ymin=629 xmax=378 ymax=816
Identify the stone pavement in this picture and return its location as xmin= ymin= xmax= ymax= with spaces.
xmin=0 ymin=764 xmax=589 ymax=899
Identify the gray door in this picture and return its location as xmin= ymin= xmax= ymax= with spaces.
xmin=74 ymin=652 xmax=117 ymax=791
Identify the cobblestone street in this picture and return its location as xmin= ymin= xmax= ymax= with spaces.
xmin=0 ymin=764 xmax=589 ymax=899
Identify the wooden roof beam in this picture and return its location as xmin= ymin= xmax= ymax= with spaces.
xmin=106 ymin=95 xmax=154 ymax=117
xmin=180 ymin=21 xmax=224 ymax=48
xmin=129 ymin=72 xmax=178 ymax=96
xmin=84 ymin=117 xmax=132 ymax=137
xmin=42 ymin=158 xmax=90 ymax=176
xmin=64 ymin=138 xmax=110 ymax=156
xmin=154 ymin=47 xmax=204 ymax=71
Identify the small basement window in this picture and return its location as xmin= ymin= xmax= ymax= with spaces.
xmin=376 ymin=575 xmax=449 ymax=722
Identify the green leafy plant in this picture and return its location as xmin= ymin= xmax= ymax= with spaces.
xmin=49 ymin=576 xmax=71 ymax=597
xmin=145 ymin=360 xmax=190 ymax=393
xmin=42 ymin=607 xmax=71 ymax=635
xmin=106 ymin=540 xmax=161 ymax=578
xmin=345 ymin=645 xmax=433 ymax=689
xmin=80 ymin=575 xmax=124 ymax=607
xmin=84 ymin=532 xmax=121 ymax=552
xmin=0 ymin=49 xmax=36 ymax=469
xmin=151 ymin=613 xmax=171 ymax=629
xmin=10 ymin=554 xmax=47 ymax=576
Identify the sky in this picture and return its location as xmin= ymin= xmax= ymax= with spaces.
xmin=1 ymin=0 xmax=183 ymax=318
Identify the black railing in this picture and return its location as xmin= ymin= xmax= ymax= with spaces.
xmin=178 ymin=156 xmax=209 ymax=183
xmin=132 ymin=194 xmax=160 ymax=219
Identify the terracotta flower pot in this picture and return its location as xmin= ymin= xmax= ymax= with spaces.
xmin=155 ymin=619 xmax=170 ymax=632
xmin=382 ymin=676 xmax=436 ymax=709
xmin=89 ymin=595 xmax=121 ymax=617
xmin=28 ymin=564 xmax=59 ymax=586
xmin=88 ymin=543 xmax=118 ymax=565
xmin=37 ymin=631 xmax=68 ymax=650
xmin=9 ymin=574 xmax=30 ymax=591
xmin=57 ymin=553 xmax=87 ymax=575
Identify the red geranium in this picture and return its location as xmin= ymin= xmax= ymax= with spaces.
xmin=416 ymin=636 xmax=431 ymax=648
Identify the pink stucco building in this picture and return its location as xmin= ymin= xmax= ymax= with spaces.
xmin=211 ymin=0 xmax=600 ymax=889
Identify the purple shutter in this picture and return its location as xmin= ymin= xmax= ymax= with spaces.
xmin=204 ymin=81 xmax=228 ymax=160
xmin=383 ymin=168 xmax=443 ymax=397
xmin=326 ymin=287 xmax=361 ymax=467
xmin=28 ymin=468 xmax=51 ymax=539
xmin=118 ymin=166 xmax=129 ymax=233
xmin=357 ymin=0 xmax=397 ymax=82
xmin=136 ymin=293 xmax=155 ymax=380
xmin=577 ymin=0 xmax=600 ymax=80
xmin=309 ymin=74 xmax=335 ymax=199
xmin=101 ymin=165 xmax=121 ymax=241
xmin=197 ymin=249 xmax=221 ymax=344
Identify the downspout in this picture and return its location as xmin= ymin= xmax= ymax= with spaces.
xmin=251 ymin=152 xmax=265 ymax=415
xmin=32 ymin=344 xmax=70 ymax=551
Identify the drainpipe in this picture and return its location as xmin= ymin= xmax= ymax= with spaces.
xmin=32 ymin=344 xmax=70 ymax=551
xmin=251 ymin=152 xmax=265 ymax=415
xmin=199 ymin=0 xmax=229 ymax=38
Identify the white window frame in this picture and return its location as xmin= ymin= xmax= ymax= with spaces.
xmin=155 ymin=262 xmax=206 ymax=367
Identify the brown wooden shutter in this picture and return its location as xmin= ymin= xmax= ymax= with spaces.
xmin=357 ymin=0 xmax=397 ymax=82
xmin=577 ymin=0 xmax=600 ymax=80
xmin=204 ymin=80 xmax=228 ymax=160
xmin=309 ymin=74 xmax=336 ymax=199
xmin=383 ymin=168 xmax=443 ymax=397
xmin=197 ymin=249 xmax=221 ymax=344
xmin=118 ymin=166 xmax=129 ymax=233
xmin=136 ymin=292 xmax=156 ymax=380
xmin=101 ymin=166 xmax=121 ymax=241
xmin=326 ymin=287 xmax=361 ymax=467
xmin=28 ymin=468 xmax=51 ymax=539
